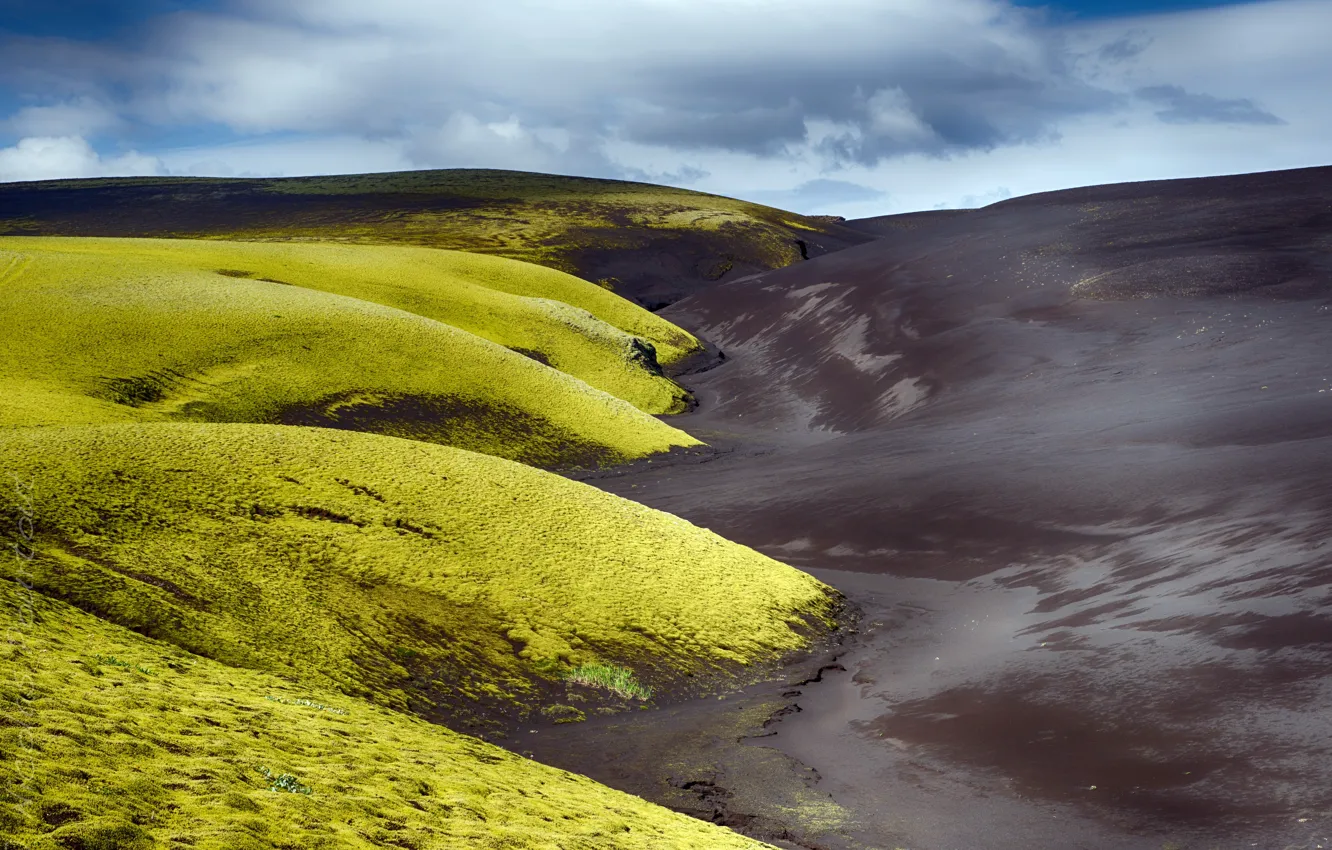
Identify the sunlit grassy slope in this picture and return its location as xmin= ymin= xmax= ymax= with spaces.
xmin=0 ymin=169 xmax=871 ymax=306
xmin=241 ymin=170 xmax=830 ymax=271
xmin=0 ymin=423 xmax=841 ymax=734
xmin=0 ymin=236 xmax=699 ymax=413
xmin=0 ymin=239 xmax=701 ymax=468
xmin=0 ymin=581 xmax=778 ymax=850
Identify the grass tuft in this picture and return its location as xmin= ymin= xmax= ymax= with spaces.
xmin=567 ymin=664 xmax=653 ymax=701
xmin=93 ymin=654 xmax=156 ymax=676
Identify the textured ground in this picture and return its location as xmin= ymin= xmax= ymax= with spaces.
xmin=0 ymin=172 xmax=872 ymax=850
xmin=7 ymin=163 xmax=1332 ymax=848
xmin=0 ymin=580 xmax=783 ymax=850
xmin=0 ymin=423 xmax=840 ymax=737
xmin=549 ymin=165 xmax=1332 ymax=849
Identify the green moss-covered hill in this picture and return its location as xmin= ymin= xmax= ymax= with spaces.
xmin=0 ymin=236 xmax=698 ymax=413
xmin=0 ymin=580 xmax=779 ymax=850
xmin=0 ymin=237 xmax=701 ymax=468
xmin=0 ymin=423 xmax=841 ymax=736
xmin=0 ymin=169 xmax=872 ymax=309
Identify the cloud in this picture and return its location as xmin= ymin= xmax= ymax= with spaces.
xmin=741 ymin=178 xmax=887 ymax=215
xmin=0 ymin=0 xmax=1327 ymax=211
xmin=618 ymin=101 xmax=807 ymax=157
xmin=1096 ymin=33 xmax=1151 ymax=63
xmin=0 ymin=0 xmax=1128 ymax=173
xmin=620 ymin=163 xmax=711 ymax=187
xmin=401 ymin=112 xmax=618 ymax=177
xmin=0 ymin=136 xmax=164 ymax=183
xmin=158 ymin=135 xmax=412 ymax=178
xmin=933 ymin=185 xmax=1012 ymax=209
xmin=1 ymin=97 xmax=121 ymax=137
xmin=1136 ymin=84 xmax=1283 ymax=125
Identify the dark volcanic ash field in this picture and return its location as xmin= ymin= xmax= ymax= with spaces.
xmin=563 ymin=166 xmax=1332 ymax=849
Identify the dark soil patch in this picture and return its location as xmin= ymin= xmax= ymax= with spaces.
xmin=275 ymin=391 xmax=620 ymax=471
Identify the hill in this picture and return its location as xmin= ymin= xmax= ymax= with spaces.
xmin=0 ymin=237 xmax=700 ymax=468
xmin=0 ymin=579 xmax=780 ymax=850
xmin=0 ymin=423 xmax=842 ymax=737
xmin=0 ymin=236 xmax=700 ymax=415
xmin=0 ymin=169 xmax=874 ymax=310
xmin=841 ymin=209 xmax=973 ymax=237
xmin=577 ymin=164 xmax=1332 ymax=847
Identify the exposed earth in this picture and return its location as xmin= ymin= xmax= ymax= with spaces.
xmin=540 ymin=165 xmax=1332 ymax=849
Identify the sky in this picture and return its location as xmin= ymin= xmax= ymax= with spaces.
xmin=0 ymin=0 xmax=1327 ymax=216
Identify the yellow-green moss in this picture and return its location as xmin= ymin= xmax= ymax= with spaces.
xmin=0 ymin=580 xmax=779 ymax=849
xmin=0 ymin=423 xmax=840 ymax=728
xmin=0 ymin=239 xmax=701 ymax=467
xmin=238 ymin=178 xmax=813 ymax=275
xmin=0 ymin=170 xmax=844 ymax=283
xmin=0 ymin=236 xmax=699 ymax=411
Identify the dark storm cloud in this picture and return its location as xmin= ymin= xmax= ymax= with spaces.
xmin=0 ymin=0 xmax=1138 ymax=174
xmin=618 ymin=102 xmax=807 ymax=156
xmin=1097 ymin=34 xmax=1151 ymax=62
xmin=810 ymin=74 xmax=1123 ymax=166
xmin=4 ymin=0 xmax=1311 ymax=188
xmin=1136 ymin=84 xmax=1283 ymax=125
xmin=611 ymin=41 xmax=1123 ymax=166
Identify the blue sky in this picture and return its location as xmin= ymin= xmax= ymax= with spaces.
xmin=1014 ymin=0 xmax=1256 ymax=18
xmin=0 ymin=0 xmax=222 ymax=38
xmin=0 ymin=0 xmax=1256 ymax=35
xmin=0 ymin=0 xmax=1327 ymax=215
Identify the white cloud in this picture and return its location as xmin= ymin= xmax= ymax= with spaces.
xmin=158 ymin=135 xmax=413 ymax=178
xmin=0 ymin=136 xmax=164 ymax=183
xmin=864 ymin=88 xmax=937 ymax=145
xmin=1 ymin=98 xmax=121 ymax=137
xmin=402 ymin=112 xmax=614 ymax=176
xmin=0 ymin=0 xmax=1327 ymax=210
xmin=0 ymin=0 xmax=1109 ymax=164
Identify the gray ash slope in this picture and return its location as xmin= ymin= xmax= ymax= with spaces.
xmin=588 ymin=164 xmax=1332 ymax=848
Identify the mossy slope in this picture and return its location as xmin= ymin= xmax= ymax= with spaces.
xmin=0 ymin=169 xmax=873 ymax=307
xmin=0 ymin=423 xmax=840 ymax=734
xmin=1 ymin=236 xmax=698 ymax=413
xmin=0 ymin=580 xmax=777 ymax=849
xmin=0 ymin=239 xmax=700 ymax=468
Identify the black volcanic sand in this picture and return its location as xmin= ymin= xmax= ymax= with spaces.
xmin=548 ymin=166 xmax=1332 ymax=849
xmin=841 ymin=207 xmax=976 ymax=237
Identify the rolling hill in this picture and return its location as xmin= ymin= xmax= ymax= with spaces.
xmin=0 ymin=237 xmax=701 ymax=469
xmin=0 ymin=423 xmax=841 ymax=738
xmin=0 ymin=578 xmax=781 ymax=850
xmin=0 ymin=169 xmax=874 ymax=310
xmin=577 ymin=164 xmax=1332 ymax=847
xmin=0 ymin=235 xmax=700 ymax=415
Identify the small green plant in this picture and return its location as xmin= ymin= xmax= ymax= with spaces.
xmin=257 ymin=766 xmax=312 ymax=795
xmin=392 ymin=645 xmax=420 ymax=662
xmin=93 ymin=655 xmax=156 ymax=676
xmin=565 ymin=663 xmax=652 ymax=701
